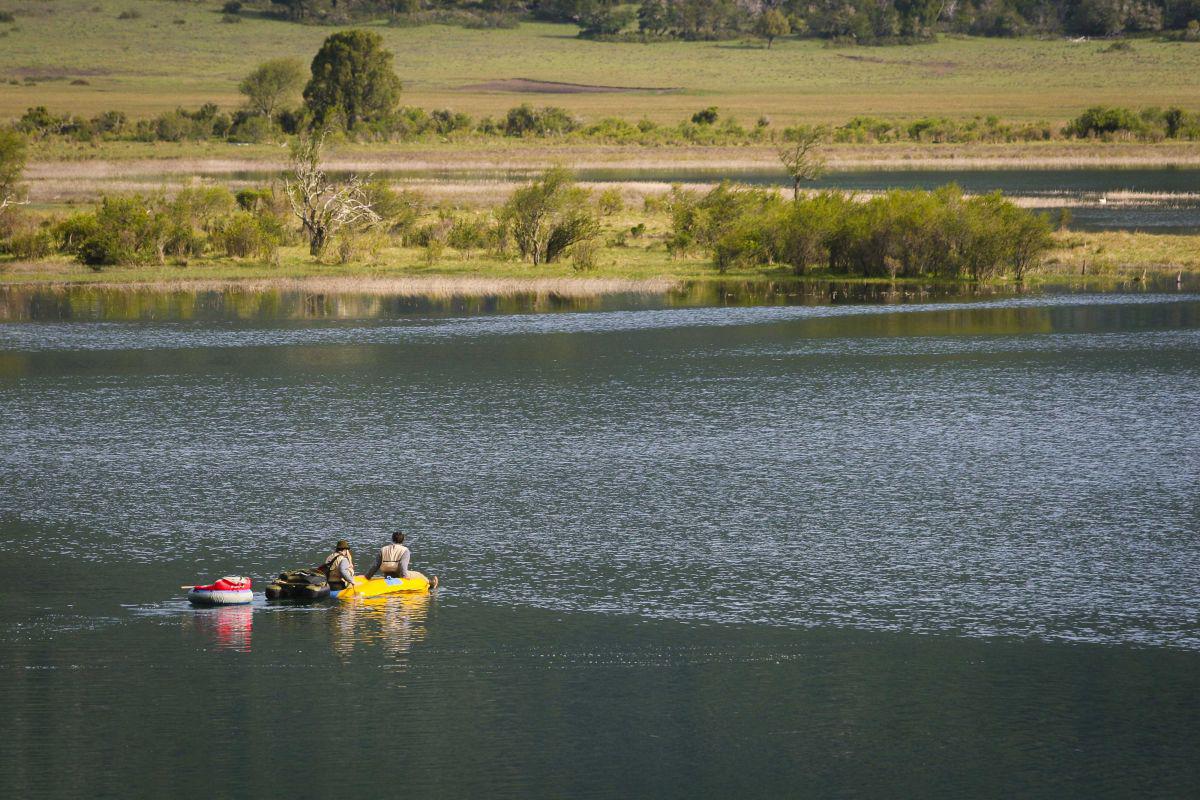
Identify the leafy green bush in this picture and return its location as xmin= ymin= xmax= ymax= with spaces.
xmin=502 ymin=105 xmax=579 ymax=137
xmin=570 ymin=239 xmax=600 ymax=272
xmin=1064 ymin=106 xmax=1149 ymax=138
xmin=4 ymin=228 xmax=54 ymax=260
xmin=0 ymin=212 xmax=54 ymax=260
xmin=229 ymin=114 xmax=275 ymax=143
xmin=212 ymin=211 xmax=282 ymax=261
xmin=72 ymin=196 xmax=162 ymax=269
xmin=446 ymin=216 xmax=490 ymax=259
xmin=596 ymin=187 xmax=624 ymax=216
xmin=498 ymin=167 xmax=599 ymax=264
xmin=682 ymin=183 xmax=1053 ymax=280
xmin=53 ymin=213 xmax=99 ymax=253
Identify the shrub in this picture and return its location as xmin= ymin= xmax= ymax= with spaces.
xmin=5 ymin=228 xmax=55 ymax=260
xmin=596 ymin=187 xmax=624 ymax=216
xmin=413 ymin=215 xmax=452 ymax=251
xmin=72 ymin=195 xmax=163 ymax=269
xmin=446 ymin=216 xmax=490 ymax=259
xmin=324 ymin=227 xmax=387 ymax=265
xmin=502 ymin=105 xmax=579 ymax=137
xmin=0 ymin=213 xmax=54 ymax=260
xmin=570 ymin=239 xmax=600 ymax=272
xmin=212 ymin=211 xmax=282 ymax=261
xmin=53 ymin=213 xmax=99 ymax=253
xmin=579 ymin=4 xmax=635 ymax=37
xmin=1064 ymin=106 xmax=1148 ymax=138
xmin=686 ymin=183 xmax=1052 ymax=280
xmin=0 ymin=11 xmax=15 ymax=23
xmin=429 ymin=108 xmax=473 ymax=135
xmin=498 ymin=167 xmax=599 ymax=265
xmin=229 ymin=113 xmax=275 ymax=143
xmin=91 ymin=110 xmax=128 ymax=135
xmin=422 ymin=237 xmax=445 ymax=265
xmin=691 ymin=107 xmax=719 ymax=125
xmin=222 ymin=1 xmax=242 ymax=13
xmin=117 ymin=9 xmax=141 ymax=20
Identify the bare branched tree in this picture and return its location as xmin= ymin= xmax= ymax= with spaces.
xmin=0 ymin=194 xmax=25 ymax=214
xmin=285 ymin=130 xmax=380 ymax=256
xmin=778 ymin=128 xmax=826 ymax=201
xmin=0 ymin=129 xmax=28 ymax=215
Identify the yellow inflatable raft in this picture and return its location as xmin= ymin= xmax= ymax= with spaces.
xmin=332 ymin=571 xmax=435 ymax=601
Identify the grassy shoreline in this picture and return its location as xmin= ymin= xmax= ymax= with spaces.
xmin=3 ymin=231 xmax=1196 ymax=294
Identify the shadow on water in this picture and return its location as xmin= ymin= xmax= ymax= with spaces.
xmin=0 ymin=277 xmax=1191 ymax=323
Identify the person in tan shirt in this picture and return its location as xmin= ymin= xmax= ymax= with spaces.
xmin=366 ymin=531 xmax=411 ymax=579
xmin=318 ymin=540 xmax=356 ymax=590
xmin=364 ymin=531 xmax=438 ymax=588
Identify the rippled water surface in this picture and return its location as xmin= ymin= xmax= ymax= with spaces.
xmin=2 ymin=291 xmax=1199 ymax=797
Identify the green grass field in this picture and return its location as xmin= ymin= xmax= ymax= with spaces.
xmin=3 ymin=0 xmax=1200 ymax=126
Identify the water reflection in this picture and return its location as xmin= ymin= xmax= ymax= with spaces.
xmin=0 ymin=280 xmax=1126 ymax=324
xmin=329 ymin=593 xmax=432 ymax=663
xmin=186 ymin=605 xmax=253 ymax=653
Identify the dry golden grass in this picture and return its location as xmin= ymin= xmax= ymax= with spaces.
xmin=1044 ymin=231 xmax=1200 ymax=277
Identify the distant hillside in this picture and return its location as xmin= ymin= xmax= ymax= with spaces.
xmin=1 ymin=0 xmax=1199 ymax=124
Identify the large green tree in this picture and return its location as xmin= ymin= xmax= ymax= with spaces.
xmin=303 ymin=30 xmax=403 ymax=131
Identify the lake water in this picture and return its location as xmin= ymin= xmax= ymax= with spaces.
xmin=2 ymin=289 xmax=1199 ymax=796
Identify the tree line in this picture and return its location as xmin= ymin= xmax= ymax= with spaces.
xmin=259 ymin=0 xmax=1200 ymax=42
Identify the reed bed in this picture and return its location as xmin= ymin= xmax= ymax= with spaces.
xmin=23 ymin=173 xmax=1200 ymax=210
xmin=26 ymin=141 xmax=1200 ymax=178
xmin=20 ymin=275 xmax=683 ymax=299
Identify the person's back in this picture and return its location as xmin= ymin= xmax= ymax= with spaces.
xmin=319 ymin=540 xmax=356 ymax=590
xmin=366 ymin=531 xmax=410 ymax=579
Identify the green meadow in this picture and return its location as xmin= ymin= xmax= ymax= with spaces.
xmin=3 ymin=0 xmax=1200 ymax=126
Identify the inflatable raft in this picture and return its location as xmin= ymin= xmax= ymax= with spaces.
xmin=188 ymin=576 xmax=253 ymax=606
xmin=332 ymin=571 xmax=435 ymax=601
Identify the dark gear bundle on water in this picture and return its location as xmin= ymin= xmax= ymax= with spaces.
xmin=264 ymin=569 xmax=331 ymax=601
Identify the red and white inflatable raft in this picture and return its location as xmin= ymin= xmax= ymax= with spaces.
xmin=188 ymin=576 xmax=253 ymax=606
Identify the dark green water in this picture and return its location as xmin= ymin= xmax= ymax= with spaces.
xmin=2 ymin=290 xmax=1199 ymax=797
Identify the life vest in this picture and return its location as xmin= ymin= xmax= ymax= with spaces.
xmin=323 ymin=550 xmax=354 ymax=588
xmin=379 ymin=544 xmax=409 ymax=576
